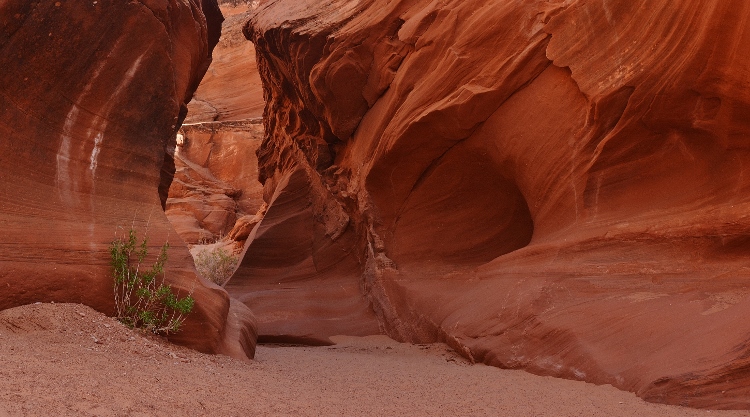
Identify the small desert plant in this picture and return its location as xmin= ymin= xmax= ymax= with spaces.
xmin=110 ymin=228 xmax=194 ymax=334
xmin=194 ymin=247 xmax=239 ymax=286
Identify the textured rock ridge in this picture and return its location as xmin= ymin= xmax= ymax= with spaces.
xmin=241 ymin=0 xmax=750 ymax=407
xmin=0 ymin=0 xmax=257 ymax=359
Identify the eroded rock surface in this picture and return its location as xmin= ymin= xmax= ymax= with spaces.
xmin=0 ymin=0 xmax=257 ymax=359
xmin=237 ymin=0 xmax=750 ymax=407
xmin=166 ymin=120 xmax=264 ymax=245
xmin=185 ymin=3 xmax=264 ymax=123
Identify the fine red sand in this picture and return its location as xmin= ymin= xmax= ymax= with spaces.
xmin=1 ymin=303 xmax=749 ymax=417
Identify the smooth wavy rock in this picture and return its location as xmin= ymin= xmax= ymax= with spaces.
xmin=166 ymin=121 xmax=264 ymax=244
xmin=185 ymin=4 xmax=264 ymax=123
xmin=240 ymin=0 xmax=750 ymax=407
xmin=0 ymin=0 xmax=257 ymax=359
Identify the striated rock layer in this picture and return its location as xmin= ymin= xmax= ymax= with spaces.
xmin=185 ymin=4 xmax=264 ymax=123
xmin=0 ymin=0 xmax=257 ymax=359
xmin=238 ymin=0 xmax=750 ymax=407
xmin=166 ymin=120 xmax=264 ymax=245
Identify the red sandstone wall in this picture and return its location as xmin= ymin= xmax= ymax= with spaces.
xmin=235 ymin=0 xmax=750 ymax=407
xmin=166 ymin=121 xmax=264 ymax=244
xmin=185 ymin=4 xmax=264 ymax=123
xmin=0 ymin=0 xmax=256 ymax=359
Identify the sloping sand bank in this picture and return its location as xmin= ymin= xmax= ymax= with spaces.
xmin=1 ymin=303 xmax=747 ymax=416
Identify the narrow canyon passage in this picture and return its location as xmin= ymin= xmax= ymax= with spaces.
xmin=170 ymin=0 xmax=750 ymax=410
xmin=3 ymin=0 xmax=750 ymax=413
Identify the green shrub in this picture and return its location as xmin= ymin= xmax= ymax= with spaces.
xmin=110 ymin=228 xmax=194 ymax=334
xmin=194 ymin=247 xmax=239 ymax=286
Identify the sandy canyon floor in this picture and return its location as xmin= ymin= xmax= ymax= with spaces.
xmin=0 ymin=303 xmax=747 ymax=417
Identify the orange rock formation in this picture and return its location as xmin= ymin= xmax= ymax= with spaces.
xmin=166 ymin=121 xmax=264 ymax=245
xmin=235 ymin=0 xmax=750 ymax=407
xmin=0 ymin=0 xmax=256 ymax=359
xmin=185 ymin=4 xmax=264 ymax=123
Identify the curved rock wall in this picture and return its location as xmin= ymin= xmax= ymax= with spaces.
xmin=185 ymin=4 xmax=264 ymax=123
xmin=0 ymin=0 xmax=256 ymax=359
xmin=239 ymin=0 xmax=750 ymax=407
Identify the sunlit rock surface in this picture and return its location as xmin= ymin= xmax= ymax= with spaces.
xmin=166 ymin=121 xmax=264 ymax=245
xmin=235 ymin=0 xmax=750 ymax=407
xmin=185 ymin=3 xmax=264 ymax=123
xmin=0 ymin=0 xmax=257 ymax=359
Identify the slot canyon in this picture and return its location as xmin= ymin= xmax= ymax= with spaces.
xmin=2 ymin=0 xmax=750 ymax=413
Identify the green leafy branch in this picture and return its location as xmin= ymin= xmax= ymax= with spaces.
xmin=110 ymin=227 xmax=194 ymax=334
